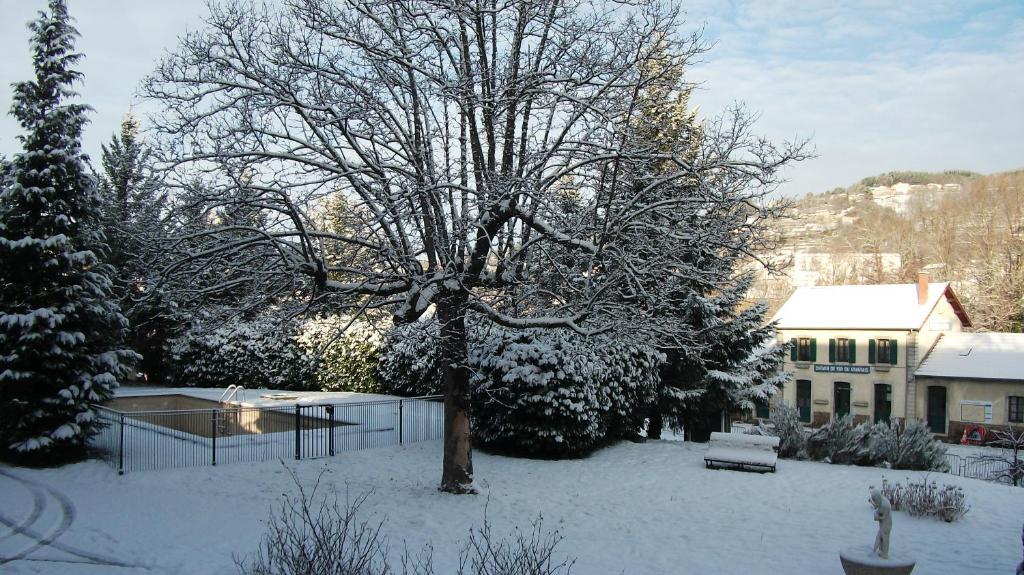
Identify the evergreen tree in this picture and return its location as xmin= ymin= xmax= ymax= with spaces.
xmin=608 ymin=42 xmax=789 ymax=441
xmin=0 ymin=0 xmax=136 ymax=461
xmin=96 ymin=114 xmax=173 ymax=382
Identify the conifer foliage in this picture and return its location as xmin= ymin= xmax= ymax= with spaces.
xmin=0 ymin=0 xmax=135 ymax=461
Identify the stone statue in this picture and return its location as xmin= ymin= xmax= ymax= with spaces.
xmin=869 ymin=487 xmax=892 ymax=559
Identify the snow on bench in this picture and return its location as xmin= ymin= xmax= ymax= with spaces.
xmin=704 ymin=432 xmax=780 ymax=473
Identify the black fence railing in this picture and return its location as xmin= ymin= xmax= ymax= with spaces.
xmin=91 ymin=396 xmax=444 ymax=474
xmin=944 ymin=452 xmax=1016 ymax=485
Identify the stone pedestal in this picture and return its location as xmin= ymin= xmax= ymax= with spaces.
xmin=839 ymin=545 xmax=915 ymax=575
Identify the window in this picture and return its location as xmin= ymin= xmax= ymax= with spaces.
xmin=830 ymin=338 xmax=856 ymax=363
xmin=869 ymin=338 xmax=898 ymax=365
xmin=836 ymin=338 xmax=850 ymax=362
xmin=798 ymin=338 xmax=812 ymax=362
xmin=1010 ymin=396 xmax=1024 ymax=424
xmin=877 ymin=339 xmax=890 ymax=364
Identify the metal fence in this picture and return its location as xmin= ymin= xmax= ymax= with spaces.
xmin=944 ymin=452 xmax=1016 ymax=485
xmin=91 ymin=396 xmax=444 ymax=474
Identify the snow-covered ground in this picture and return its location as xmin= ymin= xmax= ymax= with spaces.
xmin=1 ymin=439 xmax=1021 ymax=574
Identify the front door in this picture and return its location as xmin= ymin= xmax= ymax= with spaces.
xmin=927 ymin=386 xmax=947 ymax=434
xmin=874 ymin=384 xmax=892 ymax=424
xmin=796 ymin=380 xmax=812 ymax=422
xmin=834 ymin=382 xmax=851 ymax=419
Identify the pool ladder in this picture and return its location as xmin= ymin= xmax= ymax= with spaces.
xmin=216 ymin=386 xmax=245 ymax=436
xmin=219 ymin=385 xmax=246 ymax=404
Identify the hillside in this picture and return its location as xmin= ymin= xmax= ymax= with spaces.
xmin=751 ymin=170 xmax=1024 ymax=332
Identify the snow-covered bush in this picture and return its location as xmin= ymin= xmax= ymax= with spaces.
xmin=755 ymin=402 xmax=807 ymax=458
xmin=880 ymin=477 xmax=969 ymax=522
xmin=375 ymin=318 xmax=662 ymax=456
xmin=884 ymin=419 xmax=949 ymax=471
xmin=375 ymin=321 xmax=444 ymax=397
xmin=168 ymin=316 xmax=314 ymax=390
xmin=804 ymin=417 xmax=948 ymax=471
xmin=805 ymin=415 xmax=871 ymax=465
xmin=471 ymin=327 xmax=661 ymax=458
xmin=296 ymin=316 xmax=381 ymax=393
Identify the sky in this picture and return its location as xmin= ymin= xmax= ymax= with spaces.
xmin=0 ymin=0 xmax=1021 ymax=197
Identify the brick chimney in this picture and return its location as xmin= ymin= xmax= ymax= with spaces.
xmin=917 ymin=271 xmax=929 ymax=305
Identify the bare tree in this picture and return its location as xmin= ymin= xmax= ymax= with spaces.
xmin=145 ymin=0 xmax=803 ymax=492
xmin=979 ymin=426 xmax=1024 ymax=487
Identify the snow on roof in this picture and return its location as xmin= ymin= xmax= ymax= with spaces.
xmin=915 ymin=332 xmax=1024 ymax=381
xmin=771 ymin=282 xmax=966 ymax=330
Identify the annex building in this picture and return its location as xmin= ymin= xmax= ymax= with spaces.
xmin=915 ymin=332 xmax=1024 ymax=440
xmin=771 ymin=274 xmax=972 ymax=429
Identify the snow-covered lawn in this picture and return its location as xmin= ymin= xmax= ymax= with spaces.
xmin=1 ymin=439 xmax=1021 ymax=574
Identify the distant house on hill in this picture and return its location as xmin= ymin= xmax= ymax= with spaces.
xmin=771 ymin=273 xmax=971 ymax=429
xmin=915 ymin=332 xmax=1024 ymax=441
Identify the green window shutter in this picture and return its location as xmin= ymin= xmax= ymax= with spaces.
xmin=849 ymin=339 xmax=857 ymax=363
xmin=810 ymin=338 xmax=818 ymax=361
xmin=790 ymin=338 xmax=798 ymax=361
xmin=868 ymin=339 xmax=876 ymax=364
xmin=890 ymin=339 xmax=898 ymax=365
xmin=828 ymin=338 xmax=836 ymax=363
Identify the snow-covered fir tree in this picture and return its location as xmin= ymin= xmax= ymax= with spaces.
xmin=0 ymin=0 xmax=136 ymax=461
xmin=595 ymin=41 xmax=791 ymax=441
xmin=96 ymin=113 xmax=175 ymax=382
xmin=659 ymin=277 xmax=789 ymax=441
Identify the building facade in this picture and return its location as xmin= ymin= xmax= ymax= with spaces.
xmin=914 ymin=332 xmax=1024 ymax=441
xmin=771 ymin=274 xmax=971 ymax=427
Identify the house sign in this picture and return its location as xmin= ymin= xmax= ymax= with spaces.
xmin=813 ymin=364 xmax=871 ymax=374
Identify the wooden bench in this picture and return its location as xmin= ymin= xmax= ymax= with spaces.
xmin=704 ymin=432 xmax=780 ymax=473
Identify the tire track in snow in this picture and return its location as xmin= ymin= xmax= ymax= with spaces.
xmin=0 ymin=473 xmax=44 ymax=543
xmin=0 ymin=468 xmax=138 ymax=568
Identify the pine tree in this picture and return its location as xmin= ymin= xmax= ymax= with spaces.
xmin=96 ymin=114 xmax=173 ymax=382
xmin=611 ymin=42 xmax=788 ymax=441
xmin=0 ymin=0 xmax=136 ymax=461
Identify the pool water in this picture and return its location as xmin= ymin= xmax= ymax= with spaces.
xmin=104 ymin=394 xmax=340 ymax=438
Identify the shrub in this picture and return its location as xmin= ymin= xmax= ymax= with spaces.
xmin=880 ymin=477 xmax=969 ymax=522
xmin=803 ymin=417 xmax=948 ymax=471
xmin=755 ymin=402 xmax=807 ymax=458
xmin=297 ymin=317 xmax=381 ymax=393
xmin=376 ymin=318 xmax=661 ymax=457
xmin=375 ymin=321 xmax=444 ymax=397
xmin=471 ymin=327 xmax=661 ymax=458
xmin=806 ymin=415 xmax=871 ymax=465
xmin=168 ymin=315 xmax=314 ymax=390
xmin=886 ymin=419 xmax=949 ymax=471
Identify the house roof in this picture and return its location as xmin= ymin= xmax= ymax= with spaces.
xmin=915 ymin=332 xmax=1024 ymax=381
xmin=771 ymin=282 xmax=971 ymax=330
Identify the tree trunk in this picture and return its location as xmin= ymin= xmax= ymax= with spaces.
xmin=436 ymin=289 xmax=476 ymax=494
xmin=648 ymin=404 xmax=663 ymax=440
xmin=686 ymin=408 xmax=723 ymax=443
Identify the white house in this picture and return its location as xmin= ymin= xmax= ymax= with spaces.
xmin=770 ymin=273 xmax=971 ymax=427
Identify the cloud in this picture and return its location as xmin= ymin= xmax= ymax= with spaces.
xmin=681 ymin=0 xmax=1024 ymax=195
xmin=0 ymin=0 xmax=1020 ymax=200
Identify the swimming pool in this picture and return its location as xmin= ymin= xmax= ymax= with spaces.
xmin=104 ymin=394 xmax=336 ymax=438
